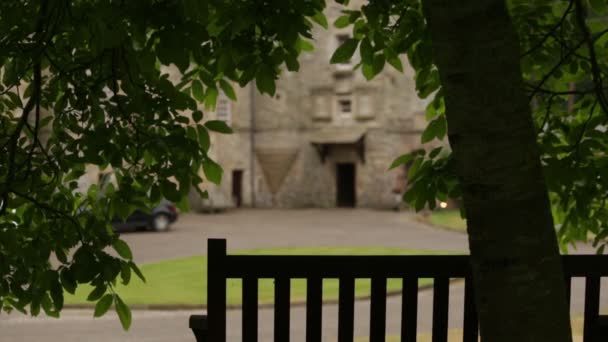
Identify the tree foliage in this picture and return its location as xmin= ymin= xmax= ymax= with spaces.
xmin=0 ymin=0 xmax=325 ymax=326
xmin=359 ymin=0 xmax=608 ymax=253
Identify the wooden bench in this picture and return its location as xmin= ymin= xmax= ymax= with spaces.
xmin=190 ymin=238 xmax=608 ymax=341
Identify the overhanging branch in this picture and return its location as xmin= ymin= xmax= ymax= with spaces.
xmin=574 ymin=0 xmax=608 ymax=116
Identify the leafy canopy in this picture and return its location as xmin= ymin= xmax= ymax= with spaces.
xmin=368 ymin=0 xmax=608 ymax=253
xmin=0 ymin=0 xmax=325 ymax=328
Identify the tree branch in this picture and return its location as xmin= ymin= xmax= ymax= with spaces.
xmin=527 ymin=38 xmax=587 ymax=100
xmin=573 ymin=0 xmax=608 ymax=117
xmin=0 ymin=0 xmax=48 ymax=215
xmin=11 ymin=190 xmax=85 ymax=242
xmin=521 ymin=0 xmax=574 ymax=58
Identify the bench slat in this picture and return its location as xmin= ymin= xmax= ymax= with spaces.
xmin=564 ymin=275 xmax=571 ymax=309
xmin=462 ymin=277 xmax=478 ymax=342
xmin=401 ymin=277 xmax=418 ymax=342
xmin=306 ymin=277 xmax=323 ymax=342
xmin=432 ymin=277 xmax=449 ymax=342
xmin=274 ymin=277 xmax=290 ymax=342
xmin=208 ymin=239 xmax=227 ymax=342
xmin=338 ymin=277 xmax=355 ymax=342
xmin=584 ymin=276 xmax=600 ymax=342
xmin=242 ymin=277 xmax=258 ymax=342
xmin=370 ymin=277 xmax=387 ymax=342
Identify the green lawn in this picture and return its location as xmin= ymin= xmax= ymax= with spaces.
xmin=65 ymin=247 xmax=449 ymax=306
xmin=428 ymin=210 xmax=467 ymax=233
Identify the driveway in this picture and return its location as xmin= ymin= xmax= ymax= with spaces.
xmin=1 ymin=209 xmax=606 ymax=341
xmin=120 ymin=209 xmax=469 ymax=264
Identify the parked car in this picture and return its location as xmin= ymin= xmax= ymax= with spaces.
xmin=112 ymin=200 xmax=178 ymax=232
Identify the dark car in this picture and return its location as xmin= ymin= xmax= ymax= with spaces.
xmin=112 ymin=200 xmax=178 ymax=232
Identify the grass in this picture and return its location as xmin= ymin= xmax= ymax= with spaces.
xmin=427 ymin=210 xmax=467 ymax=233
xmin=65 ymin=247 xmax=450 ymax=306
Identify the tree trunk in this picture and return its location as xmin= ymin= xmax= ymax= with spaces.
xmin=421 ymin=1 xmax=572 ymax=341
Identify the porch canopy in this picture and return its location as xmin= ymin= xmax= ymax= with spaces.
xmin=310 ymin=126 xmax=367 ymax=163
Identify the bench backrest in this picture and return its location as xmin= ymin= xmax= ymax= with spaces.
xmin=198 ymin=238 xmax=608 ymax=342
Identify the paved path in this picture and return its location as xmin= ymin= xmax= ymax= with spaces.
xmin=3 ymin=278 xmax=606 ymax=342
xmin=119 ymin=209 xmax=471 ymax=264
xmin=1 ymin=209 xmax=605 ymax=341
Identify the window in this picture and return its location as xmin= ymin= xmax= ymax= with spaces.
xmin=216 ymin=93 xmax=231 ymax=124
xmin=314 ymin=96 xmax=329 ymax=120
xmin=338 ymin=99 xmax=352 ymax=115
xmin=357 ymin=95 xmax=373 ymax=118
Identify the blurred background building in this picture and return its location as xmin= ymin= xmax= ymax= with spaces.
xmin=191 ymin=2 xmax=428 ymax=210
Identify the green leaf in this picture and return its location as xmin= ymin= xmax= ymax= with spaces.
xmin=408 ymin=157 xmax=423 ymax=181
xmin=389 ymin=154 xmax=414 ymax=170
xmin=204 ymin=86 xmax=219 ymax=110
xmin=590 ymin=0 xmax=608 ymax=14
xmin=285 ymin=53 xmax=300 ymax=71
xmin=334 ymin=15 xmax=351 ymax=29
xmin=192 ymin=110 xmax=203 ymax=123
xmin=41 ymin=293 xmax=57 ymax=317
xmin=60 ymin=269 xmax=76 ymax=295
xmin=360 ymin=38 xmax=374 ymax=64
xmin=120 ymin=263 xmax=132 ymax=285
xmin=219 ymin=80 xmax=236 ymax=101
xmin=129 ymin=261 xmax=146 ymax=283
xmin=312 ymin=11 xmax=329 ymax=29
xmin=421 ymin=116 xmax=447 ymax=143
xmin=7 ymin=92 xmax=22 ymax=107
xmin=191 ymin=80 xmax=205 ymax=102
xmin=50 ymin=281 xmax=64 ymax=311
xmin=160 ymin=180 xmax=181 ymax=202
xmin=2 ymin=60 xmax=17 ymax=85
xmin=55 ymin=249 xmax=68 ymax=264
xmin=112 ymin=239 xmax=133 ymax=260
xmin=296 ymin=38 xmax=315 ymax=52
xmin=372 ymin=54 xmax=385 ymax=74
xmin=203 ymin=159 xmax=223 ymax=184
xmin=197 ymin=125 xmax=211 ymax=151
xmin=256 ymin=66 xmax=276 ymax=95
xmin=114 ymin=295 xmax=132 ymax=330
xmin=362 ymin=63 xmax=375 ymax=80
xmin=330 ymin=38 xmax=359 ymax=64
xmin=388 ymin=56 xmax=404 ymax=72
xmin=87 ymin=284 xmax=107 ymax=302
xmin=94 ymin=294 xmax=113 ymax=317
xmin=362 ymin=54 xmax=385 ymax=80
xmin=429 ymin=147 xmax=443 ymax=159
xmin=205 ymin=120 xmax=233 ymax=134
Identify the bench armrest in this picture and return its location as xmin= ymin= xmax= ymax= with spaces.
xmin=189 ymin=315 xmax=208 ymax=342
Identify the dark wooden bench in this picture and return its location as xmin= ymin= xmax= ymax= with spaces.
xmin=190 ymin=238 xmax=608 ymax=341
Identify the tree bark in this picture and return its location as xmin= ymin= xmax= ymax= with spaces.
xmin=421 ymin=1 xmax=572 ymax=341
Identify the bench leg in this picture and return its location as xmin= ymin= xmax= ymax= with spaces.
xmin=189 ymin=315 xmax=208 ymax=342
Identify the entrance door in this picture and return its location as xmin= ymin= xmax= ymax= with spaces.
xmin=336 ymin=163 xmax=356 ymax=207
xmin=232 ymin=170 xmax=243 ymax=207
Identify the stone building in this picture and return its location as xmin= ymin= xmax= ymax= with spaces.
xmin=191 ymin=3 xmax=428 ymax=210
